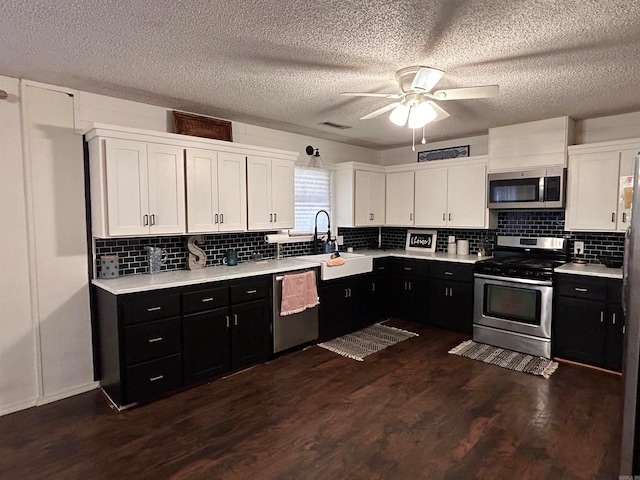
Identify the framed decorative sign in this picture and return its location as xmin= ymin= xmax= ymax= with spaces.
xmin=405 ymin=229 xmax=437 ymax=253
xmin=417 ymin=145 xmax=469 ymax=162
xmin=173 ymin=111 xmax=233 ymax=142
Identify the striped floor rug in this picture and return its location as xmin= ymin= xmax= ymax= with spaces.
xmin=318 ymin=323 xmax=419 ymax=361
xmin=449 ymin=340 xmax=559 ymax=378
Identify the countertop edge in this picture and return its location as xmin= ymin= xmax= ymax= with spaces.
xmin=554 ymin=263 xmax=623 ymax=279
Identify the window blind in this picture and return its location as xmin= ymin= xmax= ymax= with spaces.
xmin=292 ymin=167 xmax=332 ymax=234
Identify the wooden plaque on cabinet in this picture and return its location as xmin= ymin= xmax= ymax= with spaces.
xmin=172 ymin=111 xmax=233 ymax=142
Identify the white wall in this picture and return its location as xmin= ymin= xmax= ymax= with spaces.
xmin=381 ymin=134 xmax=488 ymax=166
xmin=0 ymin=76 xmax=38 ymax=415
xmin=577 ymin=111 xmax=640 ymax=144
xmin=23 ymin=85 xmax=95 ymax=404
xmin=74 ymin=91 xmax=381 ymax=166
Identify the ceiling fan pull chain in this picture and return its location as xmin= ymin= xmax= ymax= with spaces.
xmin=412 ymin=128 xmax=416 ymax=151
xmin=421 ymin=125 xmax=427 ymax=144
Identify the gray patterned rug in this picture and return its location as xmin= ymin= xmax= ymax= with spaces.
xmin=318 ymin=323 xmax=419 ymax=361
xmin=449 ymin=340 xmax=559 ymax=378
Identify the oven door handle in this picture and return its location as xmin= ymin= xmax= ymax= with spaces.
xmin=474 ymin=273 xmax=553 ymax=287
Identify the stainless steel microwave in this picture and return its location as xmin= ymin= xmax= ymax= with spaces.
xmin=487 ymin=167 xmax=566 ymax=209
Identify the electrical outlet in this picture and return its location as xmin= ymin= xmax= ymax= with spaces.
xmin=336 ymin=235 xmax=344 ymax=246
xmin=574 ymin=241 xmax=585 ymax=255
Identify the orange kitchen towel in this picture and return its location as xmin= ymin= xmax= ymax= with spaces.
xmin=280 ymin=270 xmax=319 ymax=316
xmin=326 ymin=257 xmax=345 ymax=266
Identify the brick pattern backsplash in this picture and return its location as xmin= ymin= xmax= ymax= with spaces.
xmin=95 ymin=231 xmax=281 ymax=277
xmin=338 ymin=227 xmax=380 ymax=250
xmin=95 ymin=211 xmax=626 ymax=277
xmin=496 ymin=211 xmax=625 ymax=264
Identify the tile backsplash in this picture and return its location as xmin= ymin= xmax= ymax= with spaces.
xmin=95 ymin=211 xmax=626 ymax=277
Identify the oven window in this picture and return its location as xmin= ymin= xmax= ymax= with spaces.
xmin=484 ymin=284 xmax=541 ymax=325
xmin=489 ymin=178 xmax=540 ymax=203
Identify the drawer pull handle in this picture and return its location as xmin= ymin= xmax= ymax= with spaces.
xmin=148 ymin=337 xmax=163 ymax=343
xmin=574 ymin=288 xmax=588 ymax=292
xmin=149 ymin=375 xmax=164 ymax=382
xmin=201 ymin=297 xmax=214 ymax=302
xmin=612 ymin=313 xmax=616 ymax=325
xmin=600 ymin=311 xmax=604 ymax=323
xmin=226 ymin=315 xmax=230 ymax=328
xmin=246 ymin=289 xmax=257 ymax=294
xmin=234 ymin=314 xmax=238 ymax=326
xmin=147 ymin=306 xmax=162 ymax=312
xmin=378 ymin=266 xmax=385 ymax=270
xmin=444 ymin=272 xmax=453 ymax=276
xmin=404 ymin=267 xmax=413 ymax=271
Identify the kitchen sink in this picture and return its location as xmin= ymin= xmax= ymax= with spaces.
xmin=295 ymin=252 xmax=373 ymax=280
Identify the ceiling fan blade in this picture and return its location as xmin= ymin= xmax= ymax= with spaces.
xmin=428 ymin=101 xmax=451 ymax=122
xmin=431 ymin=85 xmax=500 ymax=100
xmin=341 ymin=92 xmax=403 ymax=99
xmin=360 ymin=102 xmax=401 ymax=120
xmin=409 ymin=67 xmax=444 ymax=92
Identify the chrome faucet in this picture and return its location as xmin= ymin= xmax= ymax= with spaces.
xmin=314 ymin=209 xmax=332 ymax=254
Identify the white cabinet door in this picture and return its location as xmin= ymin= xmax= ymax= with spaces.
xmin=186 ymin=148 xmax=219 ymax=233
xmin=218 ymin=152 xmax=247 ymax=232
xmin=147 ymin=144 xmax=186 ymax=235
xmin=369 ymin=171 xmax=386 ymax=226
xmin=105 ymin=139 xmax=149 ymax=236
xmin=355 ymin=170 xmax=385 ymax=226
xmin=617 ymin=149 xmax=636 ymax=231
xmin=447 ymin=164 xmax=487 ymax=228
xmin=247 ymin=156 xmax=273 ymax=230
xmin=271 ymin=158 xmax=294 ymax=229
xmin=566 ymin=151 xmax=620 ymax=231
xmin=414 ymin=168 xmax=447 ymax=227
xmin=386 ymin=171 xmax=415 ymax=226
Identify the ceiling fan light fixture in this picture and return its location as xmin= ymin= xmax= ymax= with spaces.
xmin=389 ymin=103 xmax=410 ymax=126
xmin=407 ymin=101 xmax=437 ymax=129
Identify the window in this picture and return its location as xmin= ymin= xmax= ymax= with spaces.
xmin=291 ymin=167 xmax=332 ymax=234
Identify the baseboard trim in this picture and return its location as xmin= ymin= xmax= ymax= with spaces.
xmin=0 ymin=398 xmax=38 ymax=417
xmin=553 ymin=357 xmax=622 ymax=376
xmin=36 ymin=381 xmax=99 ymax=406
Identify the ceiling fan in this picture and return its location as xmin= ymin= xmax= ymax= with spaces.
xmin=341 ymin=66 xmax=499 ymax=129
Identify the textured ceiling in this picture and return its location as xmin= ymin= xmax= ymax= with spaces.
xmin=2 ymin=1 xmax=640 ymax=149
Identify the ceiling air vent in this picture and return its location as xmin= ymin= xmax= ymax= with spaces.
xmin=319 ymin=121 xmax=351 ymax=130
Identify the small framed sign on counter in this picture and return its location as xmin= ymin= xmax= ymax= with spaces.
xmin=405 ymin=229 xmax=437 ymax=253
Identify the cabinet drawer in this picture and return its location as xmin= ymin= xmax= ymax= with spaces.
xmin=230 ymin=279 xmax=269 ymax=304
xmin=392 ymin=258 xmax=429 ymax=277
xmin=608 ymin=280 xmax=622 ymax=302
xmin=373 ymin=257 xmax=391 ymax=274
xmin=183 ymin=286 xmax=229 ymax=314
xmin=125 ymin=354 xmax=182 ymax=404
xmin=430 ymin=262 xmax=474 ymax=282
xmin=121 ymin=294 xmax=181 ymax=325
xmin=555 ymin=276 xmax=607 ymax=301
xmin=124 ymin=317 xmax=182 ymax=365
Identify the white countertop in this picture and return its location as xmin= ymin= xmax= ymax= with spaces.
xmin=555 ymin=262 xmax=623 ymax=279
xmin=92 ymin=258 xmax=320 ymax=295
xmin=354 ymin=248 xmax=489 ymax=264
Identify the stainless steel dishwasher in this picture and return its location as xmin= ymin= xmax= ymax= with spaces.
xmin=272 ymin=270 xmax=319 ymax=353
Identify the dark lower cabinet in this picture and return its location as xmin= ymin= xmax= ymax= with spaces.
xmin=319 ymin=277 xmax=367 ymax=340
xmin=390 ymin=273 xmax=429 ymax=324
xmin=230 ymin=299 xmax=272 ymax=368
xmin=428 ymin=262 xmax=474 ymax=334
xmin=553 ymin=274 xmax=625 ymax=372
xmin=183 ymin=308 xmax=230 ymax=385
xmin=94 ymin=275 xmax=273 ymax=408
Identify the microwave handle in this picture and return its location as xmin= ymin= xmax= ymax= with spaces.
xmin=539 ymin=177 xmax=546 ymax=202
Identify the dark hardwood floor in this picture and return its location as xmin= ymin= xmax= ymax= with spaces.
xmin=0 ymin=320 xmax=622 ymax=479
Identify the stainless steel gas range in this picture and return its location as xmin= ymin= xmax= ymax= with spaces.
xmin=473 ymin=236 xmax=570 ymax=358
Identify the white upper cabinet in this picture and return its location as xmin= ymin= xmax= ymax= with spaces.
xmin=87 ymin=124 xmax=298 ymax=238
xmin=103 ymin=139 xmax=185 ymax=236
xmin=392 ymin=158 xmax=491 ymax=229
xmin=414 ymin=167 xmax=448 ymax=227
xmin=186 ymin=149 xmax=247 ymax=233
xmin=247 ymin=156 xmax=295 ymax=231
xmin=385 ymin=171 xmax=415 ymax=226
xmin=355 ymin=170 xmax=386 ymax=226
xmin=488 ymin=116 xmax=575 ymax=172
xmin=335 ymin=164 xmax=386 ymax=227
xmin=566 ymin=140 xmax=639 ymax=232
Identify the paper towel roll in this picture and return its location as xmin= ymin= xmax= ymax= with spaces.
xmin=265 ymin=234 xmax=291 ymax=244
xmin=457 ymin=240 xmax=469 ymax=255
